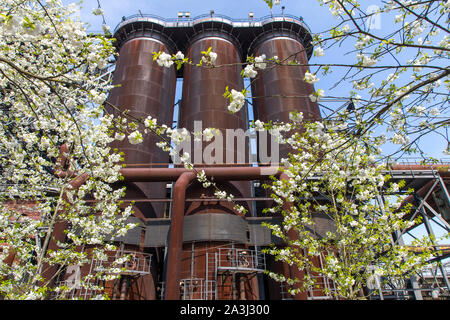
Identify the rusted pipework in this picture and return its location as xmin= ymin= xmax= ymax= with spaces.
xmin=390 ymin=164 xmax=450 ymax=172
xmin=164 ymin=171 xmax=196 ymax=300
xmin=279 ymin=172 xmax=308 ymax=300
xmin=388 ymin=164 xmax=450 ymax=207
xmin=120 ymin=166 xmax=280 ymax=182
xmin=120 ymin=168 xmax=188 ymax=182
xmin=52 ymin=162 xmax=282 ymax=300
xmin=51 ymin=164 xmax=281 ymax=299
xmin=161 ymin=166 xmax=280 ymax=300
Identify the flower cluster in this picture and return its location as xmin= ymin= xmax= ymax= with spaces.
xmin=201 ymin=49 xmax=218 ymax=65
xmin=155 ymin=52 xmax=174 ymax=68
xmin=303 ymin=71 xmax=320 ymax=84
xmin=224 ymin=87 xmax=247 ymax=113
xmin=242 ymin=54 xmax=267 ymax=78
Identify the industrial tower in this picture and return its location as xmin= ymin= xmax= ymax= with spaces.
xmin=104 ymin=12 xmax=318 ymax=300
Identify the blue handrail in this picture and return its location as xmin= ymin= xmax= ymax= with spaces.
xmin=113 ymin=12 xmax=311 ymax=34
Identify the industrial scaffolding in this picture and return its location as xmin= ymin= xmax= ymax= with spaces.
xmin=55 ymin=248 xmax=152 ymax=299
xmin=33 ymin=160 xmax=450 ymax=300
xmin=117 ymin=162 xmax=450 ymax=300
xmin=179 ymin=246 xmax=266 ymax=300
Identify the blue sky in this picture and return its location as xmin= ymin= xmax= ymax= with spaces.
xmin=71 ymin=0 xmax=332 ymax=33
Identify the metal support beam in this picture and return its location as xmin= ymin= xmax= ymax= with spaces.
xmin=437 ymin=175 xmax=450 ymax=207
xmin=422 ymin=202 xmax=450 ymax=232
xmin=419 ymin=201 xmax=450 ymax=293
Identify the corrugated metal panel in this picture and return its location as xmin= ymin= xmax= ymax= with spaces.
xmin=247 ymin=217 xmax=283 ymax=246
xmin=311 ymin=213 xmax=336 ymax=239
xmin=182 ymin=213 xmax=247 ymax=243
xmin=142 ymin=216 xmax=288 ymax=247
xmin=248 ymin=221 xmax=272 ymax=246
xmin=144 ymin=219 xmax=171 ymax=247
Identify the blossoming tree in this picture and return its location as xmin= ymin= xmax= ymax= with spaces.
xmin=252 ymin=0 xmax=449 ymax=299
xmin=0 ymin=0 xmax=136 ymax=299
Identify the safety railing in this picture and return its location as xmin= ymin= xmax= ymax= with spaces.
xmin=180 ymin=278 xmax=216 ymax=300
xmin=216 ymin=247 xmax=266 ymax=272
xmin=114 ymin=13 xmax=311 ymax=33
xmin=54 ymin=280 xmax=101 ymax=300
xmin=92 ymin=250 xmax=152 ymax=276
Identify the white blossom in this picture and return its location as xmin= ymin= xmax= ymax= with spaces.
xmin=254 ymin=54 xmax=267 ymax=69
xmin=128 ymin=130 xmax=143 ymax=145
xmin=202 ymin=51 xmax=218 ymax=64
xmin=309 ymin=89 xmax=325 ymax=102
xmin=227 ymin=89 xmax=246 ymax=113
xmin=289 ymin=111 xmax=303 ymax=123
xmin=114 ymin=132 xmax=125 ymax=141
xmin=175 ymin=51 xmax=184 ymax=60
xmin=313 ymin=47 xmax=324 ymax=57
xmin=429 ymin=108 xmax=440 ymax=116
xmin=202 ymin=128 xmax=215 ymax=141
xmin=102 ymin=24 xmax=110 ymax=34
xmin=243 ymin=64 xmax=258 ymax=78
xmin=156 ymin=52 xmax=174 ymax=68
xmin=391 ymin=133 xmax=410 ymax=145
xmin=144 ymin=116 xmax=157 ymax=129
xmin=304 ymin=71 xmax=319 ymax=84
xmin=254 ymin=120 xmax=265 ymax=131
xmin=92 ymin=8 xmax=104 ymax=16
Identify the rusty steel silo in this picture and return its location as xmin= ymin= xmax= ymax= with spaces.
xmin=250 ymin=33 xmax=321 ymax=159
xmin=179 ymin=31 xmax=252 ymax=214
xmin=103 ymin=22 xmax=178 ymax=300
xmin=107 ymin=27 xmax=177 ymax=219
xmin=173 ymin=20 xmax=259 ymax=300
xmin=248 ymin=23 xmax=323 ymax=300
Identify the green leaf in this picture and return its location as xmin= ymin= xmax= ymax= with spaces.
xmin=263 ymin=0 xmax=273 ymax=9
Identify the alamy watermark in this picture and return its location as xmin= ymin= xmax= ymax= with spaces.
xmin=367 ymin=5 xmax=381 ymax=30
xmin=170 ymin=121 xmax=280 ymax=165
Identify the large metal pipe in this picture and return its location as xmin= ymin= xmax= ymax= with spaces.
xmin=120 ymin=166 xmax=279 ymax=182
xmin=390 ymin=165 xmax=450 ymax=172
xmin=280 ymin=172 xmax=308 ymax=300
xmin=164 ymin=171 xmax=196 ymax=300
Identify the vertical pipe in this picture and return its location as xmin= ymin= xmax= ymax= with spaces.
xmin=164 ymin=172 xmax=196 ymax=300
xmin=239 ymin=276 xmax=246 ymax=300
xmin=119 ymin=276 xmax=129 ymax=300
